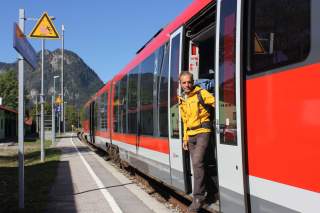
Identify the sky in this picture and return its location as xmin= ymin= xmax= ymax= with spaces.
xmin=1 ymin=0 xmax=193 ymax=83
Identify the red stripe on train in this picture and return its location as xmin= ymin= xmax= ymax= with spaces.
xmin=95 ymin=130 xmax=110 ymax=138
xmin=112 ymin=133 xmax=169 ymax=154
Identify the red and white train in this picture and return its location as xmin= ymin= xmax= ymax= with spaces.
xmin=80 ymin=0 xmax=320 ymax=212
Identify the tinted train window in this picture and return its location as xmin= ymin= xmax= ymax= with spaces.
xmin=105 ymin=92 xmax=108 ymax=130
xmin=113 ymin=82 xmax=120 ymax=132
xmin=158 ymin=43 xmax=169 ymax=137
xmin=219 ymin=0 xmax=238 ymax=145
xmin=128 ymin=67 xmax=139 ymax=134
xmin=170 ymin=34 xmax=180 ymax=139
xmin=97 ymin=96 xmax=101 ymax=130
xmin=100 ymin=92 xmax=107 ymax=130
xmin=119 ymin=76 xmax=128 ymax=133
xmin=85 ymin=107 xmax=89 ymax=120
xmin=94 ymin=101 xmax=98 ymax=131
xmin=140 ymin=54 xmax=155 ymax=136
xmin=248 ymin=0 xmax=310 ymax=73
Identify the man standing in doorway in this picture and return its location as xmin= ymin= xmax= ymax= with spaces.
xmin=178 ymin=71 xmax=215 ymax=212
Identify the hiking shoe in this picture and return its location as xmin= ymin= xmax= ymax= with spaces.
xmin=187 ymin=198 xmax=204 ymax=213
xmin=205 ymin=192 xmax=218 ymax=204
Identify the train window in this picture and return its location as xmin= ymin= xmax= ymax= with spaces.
xmin=105 ymin=92 xmax=108 ymax=130
xmin=97 ymin=97 xmax=101 ymax=130
xmin=94 ymin=101 xmax=98 ymax=131
xmin=128 ymin=67 xmax=139 ymax=134
xmin=140 ymin=54 xmax=155 ymax=136
xmin=119 ymin=76 xmax=128 ymax=133
xmin=86 ymin=107 xmax=89 ymax=121
xmin=113 ymin=82 xmax=120 ymax=132
xmin=158 ymin=43 xmax=169 ymax=137
xmin=100 ymin=93 xmax=107 ymax=130
xmin=247 ymin=0 xmax=310 ymax=73
xmin=170 ymin=34 xmax=180 ymax=139
xmin=218 ymin=0 xmax=238 ymax=145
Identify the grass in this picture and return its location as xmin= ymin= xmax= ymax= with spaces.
xmin=0 ymin=140 xmax=61 ymax=212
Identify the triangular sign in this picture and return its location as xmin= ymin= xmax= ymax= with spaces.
xmin=29 ymin=12 xmax=60 ymax=39
xmin=254 ymin=33 xmax=265 ymax=54
xmin=55 ymin=96 xmax=62 ymax=104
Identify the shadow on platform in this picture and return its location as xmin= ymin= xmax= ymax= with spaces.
xmin=0 ymin=149 xmax=71 ymax=212
xmin=46 ymin=161 xmax=77 ymax=213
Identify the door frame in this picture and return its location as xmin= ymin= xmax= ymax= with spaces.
xmin=215 ymin=0 xmax=249 ymax=212
xmin=91 ymin=101 xmax=96 ymax=144
xmin=168 ymin=26 xmax=190 ymax=192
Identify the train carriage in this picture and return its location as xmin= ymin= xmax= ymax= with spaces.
xmin=81 ymin=0 xmax=320 ymax=212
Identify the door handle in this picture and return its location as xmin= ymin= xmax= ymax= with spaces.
xmin=215 ymin=120 xmax=226 ymax=134
xmin=216 ymin=125 xmax=224 ymax=134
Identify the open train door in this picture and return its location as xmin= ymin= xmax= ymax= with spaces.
xmin=215 ymin=0 xmax=248 ymax=212
xmin=168 ymin=26 xmax=189 ymax=192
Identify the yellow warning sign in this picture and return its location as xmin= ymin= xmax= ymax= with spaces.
xmin=254 ymin=33 xmax=265 ymax=54
xmin=55 ymin=96 xmax=62 ymax=104
xmin=29 ymin=12 xmax=60 ymax=39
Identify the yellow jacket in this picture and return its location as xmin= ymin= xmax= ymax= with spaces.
xmin=178 ymin=86 xmax=215 ymax=144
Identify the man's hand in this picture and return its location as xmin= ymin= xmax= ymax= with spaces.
xmin=183 ymin=142 xmax=188 ymax=151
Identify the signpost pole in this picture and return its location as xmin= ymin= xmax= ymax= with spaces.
xmin=61 ymin=24 xmax=65 ymax=133
xmin=28 ymin=11 xmax=60 ymax=160
xmin=36 ymin=95 xmax=39 ymax=134
xmin=14 ymin=15 xmax=37 ymax=208
xmin=40 ymin=38 xmax=45 ymax=162
xmin=52 ymin=76 xmax=59 ymax=144
xmin=58 ymin=107 xmax=61 ymax=134
xmin=52 ymin=95 xmax=55 ymax=145
xmin=18 ymin=8 xmax=25 ymax=209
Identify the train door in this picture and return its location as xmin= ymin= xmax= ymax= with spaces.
xmin=168 ymin=27 xmax=188 ymax=192
xmin=184 ymin=2 xmax=218 ymax=201
xmin=88 ymin=103 xmax=92 ymax=142
xmin=108 ymin=85 xmax=112 ymax=143
xmin=215 ymin=0 xmax=248 ymax=212
xmin=89 ymin=101 xmax=96 ymax=144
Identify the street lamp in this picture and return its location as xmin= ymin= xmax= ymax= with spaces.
xmin=52 ymin=75 xmax=59 ymax=145
xmin=61 ymin=24 xmax=65 ymax=133
xmin=53 ymin=76 xmax=60 ymax=134
xmin=64 ymin=101 xmax=67 ymax=132
xmin=53 ymin=75 xmax=59 ymax=96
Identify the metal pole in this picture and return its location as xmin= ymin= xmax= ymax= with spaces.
xmin=61 ymin=24 xmax=65 ymax=133
xmin=58 ymin=108 xmax=61 ymax=134
xmin=78 ymin=110 xmax=80 ymax=129
xmin=51 ymin=95 xmax=55 ymax=145
xmin=52 ymin=76 xmax=58 ymax=143
xmin=40 ymin=39 xmax=45 ymax=162
xmin=35 ymin=95 xmax=38 ymax=134
xmin=18 ymin=9 xmax=25 ymax=209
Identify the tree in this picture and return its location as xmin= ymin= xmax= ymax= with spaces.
xmin=65 ymin=105 xmax=79 ymax=131
xmin=0 ymin=70 xmax=18 ymax=109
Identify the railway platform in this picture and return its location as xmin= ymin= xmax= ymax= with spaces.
xmin=46 ymin=134 xmax=174 ymax=213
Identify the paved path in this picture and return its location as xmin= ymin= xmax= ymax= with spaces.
xmin=46 ymin=134 xmax=173 ymax=213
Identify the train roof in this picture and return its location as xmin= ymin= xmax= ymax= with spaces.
xmin=84 ymin=80 xmax=112 ymax=107
xmin=84 ymin=0 xmax=213 ymax=105
xmin=96 ymin=80 xmax=112 ymax=97
xmin=113 ymin=0 xmax=212 ymax=82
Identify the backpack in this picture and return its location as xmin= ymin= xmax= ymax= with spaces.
xmin=196 ymin=89 xmax=215 ymax=129
xmin=194 ymin=78 xmax=215 ymax=117
xmin=194 ymin=78 xmax=215 ymax=94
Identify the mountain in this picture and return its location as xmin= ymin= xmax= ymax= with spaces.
xmin=0 ymin=62 xmax=15 ymax=75
xmin=0 ymin=49 xmax=104 ymax=108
